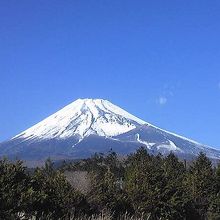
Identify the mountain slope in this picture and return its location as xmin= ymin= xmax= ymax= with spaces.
xmin=14 ymin=99 xmax=145 ymax=140
xmin=0 ymin=98 xmax=219 ymax=165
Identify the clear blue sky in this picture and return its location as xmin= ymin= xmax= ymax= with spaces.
xmin=1 ymin=0 xmax=220 ymax=148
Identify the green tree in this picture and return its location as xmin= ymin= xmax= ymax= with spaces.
xmin=125 ymin=149 xmax=197 ymax=220
xmin=161 ymin=153 xmax=192 ymax=220
xmin=30 ymin=159 xmax=90 ymax=218
xmin=186 ymin=152 xmax=215 ymax=219
xmin=125 ymin=148 xmax=165 ymax=219
xmin=0 ymin=159 xmax=30 ymax=219
xmin=89 ymin=165 xmax=130 ymax=217
xmin=208 ymin=163 xmax=220 ymax=220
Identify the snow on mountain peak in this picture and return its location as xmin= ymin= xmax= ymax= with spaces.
xmin=4 ymin=98 xmax=220 ymax=162
xmin=14 ymin=98 xmax=146 ymax=140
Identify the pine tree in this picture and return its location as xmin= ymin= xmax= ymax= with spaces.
xmin=186 ymin=152 xmax=215 ymax=219
xmin=0 ymin=159 xmax=30 ymax=219
xmin=30 ymin=159 xmax=89 ymax=218
xmin=161 ymin=153 xmax=190 ymax=220
xmin=207 ymin=163 xmax=220 ymax=219
xmin=125 ymin=148 xmax=165 ymax=218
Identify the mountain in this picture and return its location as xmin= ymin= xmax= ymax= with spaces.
xmin=0 ymin=98 xmax=220 ymax=165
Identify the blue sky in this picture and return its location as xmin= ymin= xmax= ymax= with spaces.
xmin=0 ymin=0 xmax=220 ymax=148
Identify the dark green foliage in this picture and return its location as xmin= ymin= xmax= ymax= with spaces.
xmin=0 ymin=150 xmax=220 ymax=219
xmin=29 ymin=159 xmax=90 ymax=218
xmin=160 ymin=153 xmax=190 ymax=219
xmin=0 ymin=158 xmax=90 ymax=219
xmin=125 ymin=151 xmax=190 ymax=219
xmin=186 ymin=152 xmax=215 ymax=219
xmin=207 ymin=163 xmax=220 ymax=220
xmin=0 ymin=159 xmax=30 ymax=219
xmin=125 ymin=149 xmax=165 ymax=218
xmin=88 ymin=152 xmax=131 ymax=217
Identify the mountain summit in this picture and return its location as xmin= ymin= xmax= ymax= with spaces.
xmin=0 ymin=98 xmax=220 ymax=165
xmin=14 ymin=98 xmax=146 ymax=140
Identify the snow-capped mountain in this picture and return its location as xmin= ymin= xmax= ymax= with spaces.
xmin=0 ymin=98 xmax=220 ymax=165
xmin=13 ymin=98 xmax=146 ymax=140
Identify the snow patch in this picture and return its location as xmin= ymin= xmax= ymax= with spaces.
xmin=156 ymin=140 xmax=182 ymax=152
xmin=136 ymin=133 xmax=155 ymax=149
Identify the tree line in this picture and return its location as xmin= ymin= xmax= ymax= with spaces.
xmin=0 ymin=147 xmax=220 ymax=219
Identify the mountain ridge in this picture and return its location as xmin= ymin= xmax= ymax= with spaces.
xmin=14 ymin=98 xmax=146 ymax=140
xmin=0 ymin=98 xmax=220 ymax=165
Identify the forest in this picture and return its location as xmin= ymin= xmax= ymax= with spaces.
xmin=0 ymin=147 xmax=220 ymax=220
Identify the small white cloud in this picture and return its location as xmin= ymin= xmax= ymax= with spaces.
xmin=158 ymin=97 xmax=167 ymax=105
